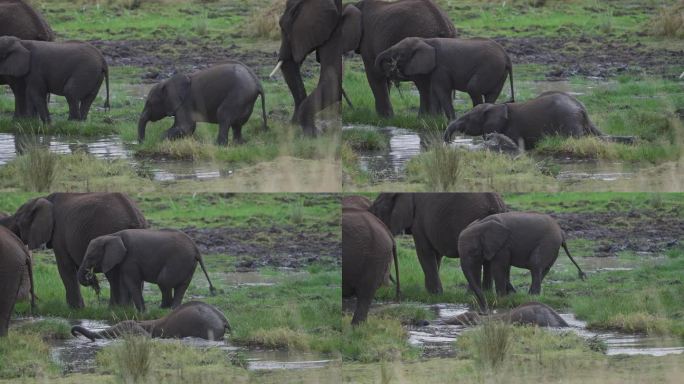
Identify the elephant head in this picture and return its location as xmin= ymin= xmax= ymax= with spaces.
xmin=375 ymin=37 xmax=436 ymax=80
xmin=138 ymin=74 xmax=192 ymax=142
xmin=77 ymin=235 xmax=127 ymax=288
xmin=3 ymin=198 xmax=54 ymax=250
xmin=0 ymin=36 xmax=31 ymax=78
xmin=460 ymin=217 xmax=510 ymax=262
xmin=444 ymin=103 xmax=509 ymax=142
xmin=369 ymin=193 xmax=415 ymax=236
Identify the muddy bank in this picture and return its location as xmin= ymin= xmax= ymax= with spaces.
xmin=183 ymin=226 xmax=341 ymax=270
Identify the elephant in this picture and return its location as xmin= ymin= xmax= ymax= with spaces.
xmin=343 ymin=0 xmax=457 ymax=118
xmin=0 ymin=36 xmax=110 ymax=123
xmin=342 ymin=206 xmax=399 ymax=324
xmin=0 ymin=193 xmax=148 ymax=309
xmin=443 ymin=302 xmax=568 ymax=327
xmin=71 ymin=301 xmax=230 ymax=341
xmin=375 ymin=37 xmax=514 ymax=121
xmin=342 ymin=195 xmax=372 ymax=210
xmin=271 ymin=0 xmax=359 ymax=136
xmin=78 ymin=229 xmax=216 ymax=312
xmin=0 ymin=0 xmax=54 ymax=118
xmin=138 ymin=62 xmax=267 ymax=146
xmin=444 ymin=91 xmax=605 ymax=149
xmin=369 ymin=193 xmax=508 ymax=295
xmin=0 ymin=226 xmax=35 ymax=337
xmin=458 ymin=212 xmax=586 ymax=311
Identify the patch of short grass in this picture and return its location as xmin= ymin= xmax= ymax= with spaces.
xmin=341 ymin=316 xmax=418 ymax=362
xmin=342 ymin=128 xmax=387 ymax=151
xmin=0 ymin=332 xmax=59 ymax=379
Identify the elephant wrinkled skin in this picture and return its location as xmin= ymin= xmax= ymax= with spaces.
xmin=71 ymin=301 xmax=230 ymax=341
xmin=0 ymin=226 xmax=35 ymax=337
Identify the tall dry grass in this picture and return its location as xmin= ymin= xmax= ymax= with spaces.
xmin=243 ymin=0 xmax=286 ymax=40
xmin=650 ymin=3 xmax=684 ymax=38
xmin=16 ymin=146 xmax=58 ymax=192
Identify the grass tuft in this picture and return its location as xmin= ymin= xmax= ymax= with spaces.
xmin=243 ymin=0 xmax=285 ymax=40
xmin=110 ymin=335 xmax=153 ymax=384
xmin=470 ymin=320 xmax=512 ymax=368
xmin=650 ymin=3 xmax=684 ymax=38
xmin=342 ymin=128 xmax=386 ymax=151
xmin=15 ymin=146 xmax=58 ymax=192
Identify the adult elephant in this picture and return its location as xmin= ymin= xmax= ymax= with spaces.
xmin=343 ymin=206 xmax=399 ymax=324
xmin=0 ymin=193 xmax=148 ymax=309
xmin=369 ymin=193 xmax=507 ymax=294
xmin=0 ymin=225 xmax=35 ymax=337
xmin=0 ymin=0 xmax=55 ymax=118
xmin=271 ymin=0 xmax=361 ymax=136
xmin=71 ymin=301 xmax=230 ymax=341
xmin=343 ymin=0 xmax=457 ymax=118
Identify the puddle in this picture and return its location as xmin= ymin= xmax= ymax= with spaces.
xmin=0 ymin=132 xmax=229 ymax=182
xmin=28 ymin=317 xmax=335 ymax=374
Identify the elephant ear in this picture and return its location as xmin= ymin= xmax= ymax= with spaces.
xmin=340 ymin=4 xmax=362 ymax=54
xmin=404 ymin=40 xmax=436 ymax=76
xmin=101 ymin=236 xmax=127 ymax=274
xmin=280 ymin=0 xmax=339 ymax=63
xmin=482 ymin=104 xmax=509 ymax=134
xmin=0 ymin=37 xmax=31 ymax=77
xmin=162 ymin=74 xmax=191 ymax=116
xmin=390 ymin=194 xmax=415 ymax=235
xmin=480 ymin=219 xmax=510 ymax=261
xmin=26 ymin=198 xmax=53 ymax=250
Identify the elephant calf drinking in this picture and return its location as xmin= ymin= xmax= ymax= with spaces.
xmin=138 ymin=62 xmax=267 ymax=146
xmin=443 ymin=302 xmax=569 ymax=328
xmin=71 ymin=301 xmax=230 ymax=341
xmin=78 ymin=229 xmax=216 ymax=312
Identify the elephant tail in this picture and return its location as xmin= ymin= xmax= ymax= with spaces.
xmin=507 ymin=60 xmax=515 ymax=103
xmin=392 ymin=240 xmax=400 ymax=301
xmin=561 ymin=241 xmax=587 ymax=280
xmin=197 ymin=254 xmax=217 ymax=296
xmin=71 ymin=325 xmax=102 ymax=341
xmin=103 ymin=64 xmax=110 ymax=112
xmin=342 ymin=86 xmax=354 ymax=109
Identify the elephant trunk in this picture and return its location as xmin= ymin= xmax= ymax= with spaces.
xmin=444 ymin=120 xmax=464 ymax=142
xmin=374 ymin=51 xmax=394 ymax=78
xmin=71 ymin=325 xmax=103 ymax=340
xmin=137 ymin=109 xmax=149 ymax=143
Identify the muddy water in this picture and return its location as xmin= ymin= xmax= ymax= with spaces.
xmin=405 ymin=303 xmax=684 ymax=358
xmin=44 ymin=318 xmax=335 ymax=374
xmin=0 ymin=132 xmax=229 ymax=181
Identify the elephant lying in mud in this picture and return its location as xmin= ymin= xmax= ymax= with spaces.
xmin=71 ymin=301 xmax=230 ymax=341
xmin=444 ymin=91 xmax=635 ymax=149
xmin=138 ymin=62 xmax=267 ymax=146
xmin=443 ymin=302 xmax=568 ymax=328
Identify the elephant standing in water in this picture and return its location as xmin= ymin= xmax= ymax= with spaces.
xmin=0 ymin=193 xmax=148 ymax=309
xmin=458 ymin=212 xmax=586 ymax=311
xmin=78 ymin=229 xmax=216 ymax=312
xmin=138 ymin=62 xmax=267 ymax=145
xmin=0 ymin=226 xmax=35 ymax=337
xmin=443 ymin=302 xmax=569 ymax=327
xmin=272 ymin=0 xmax=361 ymax=135
xmin=71 ymin=301 xmax=230 ymax=341
xmin=343 ymin=206 xmax=399 ymax=324
xmin=369 ymin=193 xmax=508 ymax=295
xmin=0 ymin=0 xmax=55 ymax=117
xmin=343 ymin=0 xmax=456 ymax=118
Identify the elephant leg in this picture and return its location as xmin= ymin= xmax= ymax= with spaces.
xmin=165 ymin=120 xmax=195 ymax=141
xmin=505 ymin=267 xmax=516 ymax=293
xmin=431 ymin=79 xmax=455 ymax=121
xmin=8 ymin=79 xmax=28 ymax=118
xmin=482 ymin=261 xmax=493 ymax=291
xmin=468 ymin=92 xmax=484 ymax=107
xmin=363 ymin=57 xmax=393 ymax=118
xmin=123 ymin=275 xmax=145 ymax=312
xmin=56 ymin=256 xmax=84 ymax=309
xmin=529 ymin=268 xmax=543 ymax=295
xmin=79 ymin=91 xmax=99 ymax=121
xmin=351 ymin=293 xmax=373 ymax=325
xmin=280 ymin=60 xmax=307 ymax=122
xmin=460 ymin=259 xmax=486 ymax=311
xmin=416 ymin=246 xmax=442 ymax=294
xmin=231 ymin=123 xmax=244 ymax=144
xmin=171 ymin=280 xmax=191 ymax=309
xmin=28 ymin=86 xmax=50 ymax=124
xmin=415 ymin=77 xmax=438 ymax=116
xmin=160 ymin=286 xmax=173 ymax=308
xmin=0 ymin=263 xmax=23 ymax=336
xmin=105 ymin=271 xmax=122 ymax=306
xmin=66 ymin=95 xmax=81 ymax=121
xmin=216 ymin=113 xmax=233 ymax=146
xmin=491 ymin=260 xmax=509 ymax=297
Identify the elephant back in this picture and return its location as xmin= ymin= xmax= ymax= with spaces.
xmin=0 ymin=0 xmax=55 ymax=41
xmin=0 ymin=226 xmax=31 ymax=301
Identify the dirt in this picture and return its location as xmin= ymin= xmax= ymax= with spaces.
xmin=183 ymin=225 xmax=341 ymax=270
xmin=550 ymin=208 xmax=683 ymax=257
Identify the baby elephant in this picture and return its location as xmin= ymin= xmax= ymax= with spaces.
xmin=0 ymin=36 xmax=109 ymax=122
xmin=78 ymin=229 xmax=216 ymax=312
xmin=71 ymin=301 xmax=230 ymax=341
xmin=444 ymin=91 xmax=603 ymax=149
xmin=376 ymin=37 xmax=514 ymax=120
xmin=458 ymin=212 xmax=586 ymax=311
xmin=137 ymin=61 xmax=267 ymax=146
xmin=443 ymin=302 xmax=568 ymax=327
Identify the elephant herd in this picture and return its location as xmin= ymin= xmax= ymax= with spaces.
xmin=342 ymin=193 xmax=587 ymax=324
xmin=0 ymin=192 xmax=228 ymax=340
xmin=1 ymin=0 xmax=632 ymax=150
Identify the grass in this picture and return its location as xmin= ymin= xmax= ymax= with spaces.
xmin=342 ymin=127 xmax=386 ymax=151
xmin=467 ymin=320 xmax=512 ymax=368
xmin=649 ymin=2 xmax=684 ymax=38
xmin=15 ymin=146 xmax=58 ymax=192
xmin=107 ymin=335 xmax=153 ymax=383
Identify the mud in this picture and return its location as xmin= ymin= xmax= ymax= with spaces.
xmin=183 ymin=225 xmax=341 ymax=270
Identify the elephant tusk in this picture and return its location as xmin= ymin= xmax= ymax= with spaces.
xmin=269 ymin=61 xmax=283 ymax=78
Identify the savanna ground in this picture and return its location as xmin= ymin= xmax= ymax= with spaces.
xmin=0 ymin=193 xmax=342 ymax=383
xmin=342 ymin=192 xmax=684 ymax=383
xmin=0 ymin=0 xmax=340 ymax=193
xmin=342 ymin=0 xmax=684 ymax=192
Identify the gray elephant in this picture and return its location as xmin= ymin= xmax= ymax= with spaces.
xmin=376 ymin=37 xmax=514 ymax=121
xmin=71 ymin=301 xmax=230 ymax=341
xmin=343 ymin=0 xmax=456 ymax=118
xmin=0 ymin=36 xmax=109 ymax=123
xmin=458 ymin=212 xmax=586 ymax=311
xmin=78 ymin=229 xmax=216 ymax=312
xmin=443 ymin=302 xmax=568 ymax=327
xmin=369 ymin=193 xmax=508 ymax=294
xmin=0 ymin=193 xmax=148 ymax=309
xmin=0 ymin=226 xmax=35 ymax=337
xmin=138 ymin=62 xmax=266 ymax=146
xmin=444 ymin=91 xmax=605 ymax=149
xmin=343 ymin=206 xmax=400 ymax=324
xmin=0 ymin=0 xmax=54 ymax=118
xmin=342 ymin=195 xmax=372 ymax=210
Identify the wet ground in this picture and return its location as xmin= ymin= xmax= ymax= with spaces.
xmin=42 ymin=318 xmax=335 ymax=374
